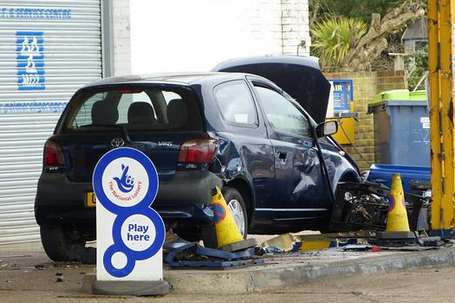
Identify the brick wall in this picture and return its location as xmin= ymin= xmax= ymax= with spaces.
xmin=111 ymin=0 xmax=131 ymax=76
xmin=377 ymin=71 xmax=408 ymax=92
xmin=281 ymin=0 xmax=311 ymax=56
xmin=325 ymin=71 xmax=407 ymax=171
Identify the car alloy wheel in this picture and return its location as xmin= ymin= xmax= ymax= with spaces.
xmin=227 ymin=198 xmax=246 ymax=237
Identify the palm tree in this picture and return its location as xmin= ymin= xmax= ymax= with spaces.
xmin=310 ymin=1 xmax=425 ymax=71
xmin=311 ymin=18 xmax=367 ymax=70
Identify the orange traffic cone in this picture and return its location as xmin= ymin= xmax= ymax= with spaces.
xmin=210 ymin=187 xmax=256 ymax=251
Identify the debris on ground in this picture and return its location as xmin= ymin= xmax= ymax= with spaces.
xmin=34 ymin=264 xmax=45 ymax=270
xmin=164 ymin=229 xmax=192 ymax=252
xmin=342 ymin=244 xmax=372 ymax=251
xmin=159 ymin=228 xmax=445 ymax=268
xmin=164 ymin=242 xmax=263 ymax=269
xmin=55 ymin=272 xmax=64 ymax=283
xmin=260 ymin=233 xmax=299 ymax=254
xmin=252 ymin=230 xmax=448 ymax=259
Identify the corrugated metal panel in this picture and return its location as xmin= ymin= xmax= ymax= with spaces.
xmin=0 ymin=0 xmax=102 ymax=244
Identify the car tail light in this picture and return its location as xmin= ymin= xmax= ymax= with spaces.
xmin=44 ymin=140 xmax=64 ymax=167
xmin=178 ymin=139 xmax=217 ymax=164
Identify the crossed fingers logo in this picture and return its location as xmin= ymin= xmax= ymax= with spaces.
xmin=113 ymin=164 xmax=135 ymax=193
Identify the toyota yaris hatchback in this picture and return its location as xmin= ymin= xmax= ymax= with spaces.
xmin=35 ymin=62 xmax=360 ymax=261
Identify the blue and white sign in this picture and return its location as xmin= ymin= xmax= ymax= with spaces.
xmin=16 ymin=31 xmax=45 ymax=90
xmin=93 ymin=147 xmax=165 ymax=281
xmin=329 ymin=79 xmax=353 ymax=114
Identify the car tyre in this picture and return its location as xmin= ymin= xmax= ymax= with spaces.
xmin=40 ymin=224 xmax=95 ymax=264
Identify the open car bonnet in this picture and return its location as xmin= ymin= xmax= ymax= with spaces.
xmin=212 ymin=56 xmax=331 ymax=124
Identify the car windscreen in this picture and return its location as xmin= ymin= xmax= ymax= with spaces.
xmin=62 ymin=85 xmax=203 ymax=132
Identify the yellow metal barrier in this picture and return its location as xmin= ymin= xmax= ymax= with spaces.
xmin=428 ymin=0 xmax=455 ymax=231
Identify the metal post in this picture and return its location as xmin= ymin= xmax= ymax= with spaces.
xmin=101 ymin=0 xmax=114 ymax=78
xmin=428 ymin=0 xmax=455 ymax=235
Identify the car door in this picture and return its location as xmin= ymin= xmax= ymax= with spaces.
xmin=212 ymin=80 xmax=276 ymax=213
xmin=251 ymin=81 xmax=332 ymax=224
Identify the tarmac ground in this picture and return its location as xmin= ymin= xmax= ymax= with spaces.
xmin=2 ymin=240 xmax=455 ymax=303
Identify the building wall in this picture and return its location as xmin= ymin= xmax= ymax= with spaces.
xmin=101 ymin=0 xmax=131 ymax=77
xmin=0 ymin=0 xmax=127 ymax=245
xmin=281 ymin=0 xmax=311 ymax=55
xmin=325 ymin=71 xmax=408 ymax=171
xmin=129 ymin=0 xmax=310 ymax=74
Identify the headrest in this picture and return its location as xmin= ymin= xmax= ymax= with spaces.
xmin=167 ymin=99 xmax=188 ymax=128
xmin=128 ymin=102 xmax=156 ymax=125
xmin=91 ymin=99 xmax=119 ymax=125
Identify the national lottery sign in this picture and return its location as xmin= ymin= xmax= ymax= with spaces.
xmin=93 ymin=147 xmax=165 ymax=281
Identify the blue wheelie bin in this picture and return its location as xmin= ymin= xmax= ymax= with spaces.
xmin=368 ymin=89 xmax=430 ymax=167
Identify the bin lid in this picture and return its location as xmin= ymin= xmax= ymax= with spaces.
xmin=369 ymin=89 xmax=427 ymax=108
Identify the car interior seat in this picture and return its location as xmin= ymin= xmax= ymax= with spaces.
xmin=167 ymin=99 xmax=188 ymax=129
xmin=91 ymin=99 xmax=119 ymax=125
xmin=127 ymin=102 xmax=156 ymax=127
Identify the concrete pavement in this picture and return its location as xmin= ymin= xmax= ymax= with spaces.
xmin=2 ymin=241 xmax=455 ymax=302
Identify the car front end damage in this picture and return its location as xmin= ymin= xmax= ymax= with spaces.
xmin=330 ymin=181 xmax=431 ymax=232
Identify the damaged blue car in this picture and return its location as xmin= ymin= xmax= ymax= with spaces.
xmin=35 ymin=56 xmax=360 ymax=261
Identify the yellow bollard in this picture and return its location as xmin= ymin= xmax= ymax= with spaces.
xmin=385 ymin=174 xmax=410 ymax=232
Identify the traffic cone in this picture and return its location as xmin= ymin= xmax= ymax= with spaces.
xmin=385 ymin=174 xmax=410 ymax=232
xmin=210 ymin=187 xmax=256 ymax=251
xmin=376 ymin=174 xmax=415 ymax=244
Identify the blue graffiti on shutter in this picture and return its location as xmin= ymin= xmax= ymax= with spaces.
xmin=16 ymin=31 xmax=45 ymax=90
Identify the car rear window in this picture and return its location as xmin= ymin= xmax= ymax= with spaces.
xmin=64 ymin=85 xmax=203 ymax=132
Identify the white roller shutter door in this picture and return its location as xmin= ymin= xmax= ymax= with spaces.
xmin=0 ymin=0 xmax=103 ymax=244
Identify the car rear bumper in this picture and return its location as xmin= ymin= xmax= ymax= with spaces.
xmin=34 ymin=170 xmax=222 ymax=226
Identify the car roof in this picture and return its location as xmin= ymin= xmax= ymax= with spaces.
xmin=81 ymin=72 xmax=265 ymax=88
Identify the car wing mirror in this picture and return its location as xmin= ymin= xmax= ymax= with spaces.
xmin=316 ymin=120 xmax=338 ymax=138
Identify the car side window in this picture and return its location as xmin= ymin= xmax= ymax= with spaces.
xmin=214 ymin=80 xmax=258 ymax=126
xmin=255 ymin=85 xmax=311 ymax=137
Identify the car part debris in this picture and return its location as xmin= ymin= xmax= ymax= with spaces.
xmin=342 ymin=244 xmax=372 ymax=251
xmin=260 ymin=233 xmax=299 ymax=253
xmin=164 ymin=229 xmax=192 ymax=252
xmin=56 ymin=272 xmax=64 ymax=283
xmin=164 ymin=243 xmax=263 ymax=269
xmin=417 ymin=236 xmax=443 ymax=247
xmin=330 ymin=181 xmax=391 ymax=231
xmin=297 ymin=234 xmax=336 ymax=252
